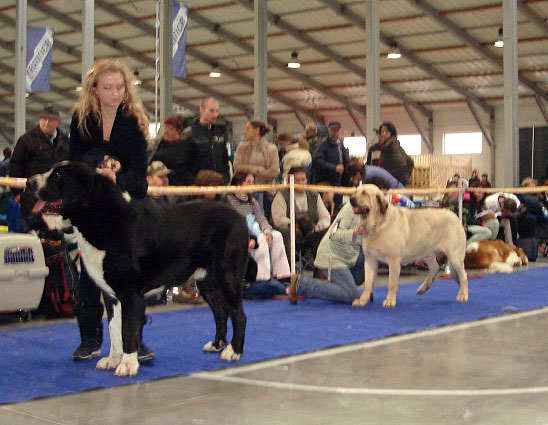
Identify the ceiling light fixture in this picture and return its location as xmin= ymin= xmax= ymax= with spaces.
xmin=287 ymin=51 xmax=301 ymax=69
xmin=209 ymin=62 xmax=221 ymax=78
xmin=387 ymin=42 xmax=401 ymax=59
xmin=494 ymin=27 xmax=504 ymax=48
xmin=132 ymin=69 xmax=142 ymax=85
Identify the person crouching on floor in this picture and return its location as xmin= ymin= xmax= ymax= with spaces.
xmin=227 ymin=171 xmax=291 ymax=299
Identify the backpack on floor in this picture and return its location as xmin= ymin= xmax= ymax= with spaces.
xmin=37 ymin=239 xmax=78 ymax=318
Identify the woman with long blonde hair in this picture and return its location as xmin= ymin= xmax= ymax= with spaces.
xmin=69 ymin=58 xmax=149 ymax=198
xmin=68 ymin=58 xmax=154 ymax=362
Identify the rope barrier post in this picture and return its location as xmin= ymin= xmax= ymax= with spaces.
xmin=289 ymin=174 xmax=296 ymax=274
xmin=457 ymin=178 xmax=468 ymax=224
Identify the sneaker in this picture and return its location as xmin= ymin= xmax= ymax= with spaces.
xmin=138 ymin=343 xmax=155 ymax=362
xmin=288 ymin=274 xmax=299 ymax=304
xmin=72 ymin=341 xmax=101 ymax=360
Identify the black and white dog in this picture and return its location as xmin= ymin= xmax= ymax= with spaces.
xmin=28 ymin=162 xmax=250 ymax=376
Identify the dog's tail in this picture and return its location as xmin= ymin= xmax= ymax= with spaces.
xmin=488 ymin=262 xmax=513 ymax=274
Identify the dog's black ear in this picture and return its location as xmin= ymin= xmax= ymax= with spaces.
xmin=376 ymin=193 xmax=388 ymax=215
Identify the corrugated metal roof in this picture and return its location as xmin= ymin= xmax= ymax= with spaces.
xmin=0 ymin=0 xmax=547 ymax=134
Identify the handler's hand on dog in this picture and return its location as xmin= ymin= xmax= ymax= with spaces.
xmin=264 ymin=231 xmax=273 ymax=244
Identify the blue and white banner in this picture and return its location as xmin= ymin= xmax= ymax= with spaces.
xmin=26 ymin=26 xmax=54 ymax=93
xmin=172 ymin=2 xmax=188 ymax=78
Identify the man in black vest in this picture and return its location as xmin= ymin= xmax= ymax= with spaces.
xmin=271 ymin=166 xmax=331 ymax=263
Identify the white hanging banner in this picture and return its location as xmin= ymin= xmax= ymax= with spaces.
xmin=26 ymin=26 xmax=54 ymax=93
xmin=172 ymin=2 xmax=188 ymax=78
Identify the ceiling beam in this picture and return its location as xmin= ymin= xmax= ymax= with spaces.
xmin=409 ymin=0 xmax=548 ymax=103
xmin=235 ymin=0 xmax=432 ymax=119
xmin=517 ymin=0 xmax=548 ymax=37
xmin=92 ymin=0 xmax=322 ymax=122
xmin=319 ymin=0 xmax=493 ymax=115
xmin=188 ymin=7 xmax=367 ymax=117
xmin=534 ymin=93 xmax=548 ymax=123
xmin=26 ymin=0 xmax=253 ymax=117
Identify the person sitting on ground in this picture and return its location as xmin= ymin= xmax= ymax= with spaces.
xmin=444 ymin=181 xmax=491 ymax=244
xmin=287 ymin=201 xmax=371 ymax=305
xmin=484 ymin=191 xmax=520 ymax=244
xmin=226 ymin=171 xmax=290 ymax=299
xmin=271 ymin=166 xmax=331 ymax=263
xmin=470 ymin=181 xmax=499 ymax=240
xmin=281 ymin=136 xmax=312 ymax=182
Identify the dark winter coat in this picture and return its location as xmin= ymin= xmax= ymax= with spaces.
xmin=10 ymin=125 xmax=69 ymax=179
xmin=68 ymin=106 xmax=148 ymax=199
xmin=366 ymin=136 xmax=414 ymax=185
xmin=151 ymin=139 xmax=193 ymax=186
xmin=311 ymin=136 xmax=349 ymax=185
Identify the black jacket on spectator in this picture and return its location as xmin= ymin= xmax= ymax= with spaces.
xmin=151 ymin=139 xmax=193 ymax=186
xmin=68 ymin=106 xmax=148 ymax=199
xmin=10 ymin=125 xmax=69 ymax=179
xmin=366 ymin=136 xmax=414 ymax=186
xmin=311 ymin=136 xmax=349 ymax=185
xmin=185 ymin=122 xmax=230 ymax=184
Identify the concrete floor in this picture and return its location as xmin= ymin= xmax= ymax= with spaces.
xmin=1 ymin=259 xmax=547 ymax=424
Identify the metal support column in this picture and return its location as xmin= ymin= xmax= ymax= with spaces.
xmin=159 ymin=0 xmax=173 ymax=126
xmin=82 ymin=0 xmax=94 ymax=79
xmin=503 ymin=0 xmax=519 ymax=187
xmin=15 ymin=0 xmax=27 ymax=140
xmin=489 ymin=112 xmax=496 ymax=184
xmin=365 ymin=0 xmax=380 ymax=145
xmin=428 ymin=115 xmax=434 ymax=154
xmin=254 ymin=0 xmax=268 ymax=122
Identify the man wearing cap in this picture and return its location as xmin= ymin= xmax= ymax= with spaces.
xmin=10 ymin=104 xmax=69 ymax=231
xmin=311 ymin=121 xmax=349 ymax=211
xmin=146 ymin=160 xmax=177 ymax=208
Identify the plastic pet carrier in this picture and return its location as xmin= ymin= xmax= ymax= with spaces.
xmin=0 ymin=233 xmax=49 ymax=312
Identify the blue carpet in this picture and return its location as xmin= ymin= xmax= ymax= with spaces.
xmin=0 ymin=268 xmax=546 ymax=405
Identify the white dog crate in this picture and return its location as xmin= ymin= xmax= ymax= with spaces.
xmin=0 ymin=234 xmax=49 ymax=312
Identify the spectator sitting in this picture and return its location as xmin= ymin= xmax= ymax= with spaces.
xmin=150 ymin=115 xmax=193 ymax=186
xmin=271 ymin=165 xmax=331 ymax=263
xmin=193 ymin=169 xmax=225 ymax=201
xmin=480 ymin=173 xmax=492 ymax=188
xmin=444 ymin=181 xmax=491 ymax=244
xmin=518 ymin=177 xmax=548 ymax=238
xmin=468 ymin=169 xmax=480 ymax=186
xmin=226 ymin=171 xmax=290 ymax=299
xmin=282 ymin=137 xmax=312 ymax=182
xmin=484 ymin=192 xmax=520 ymax=244
xmin=146 ymin=161 xmax=176 ymax=209
xmin=469 ymin=182 xmax=499 ymax=240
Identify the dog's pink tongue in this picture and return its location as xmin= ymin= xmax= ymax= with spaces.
xmin=32 ymin=200 xmax=47 ymax=215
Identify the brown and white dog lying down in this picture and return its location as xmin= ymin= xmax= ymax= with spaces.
xmin=464 ymin=239 xmax=528 ymax=273
xmin=350 ymin=184 xmax=468 ymax=307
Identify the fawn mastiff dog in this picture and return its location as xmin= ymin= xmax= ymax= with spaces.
xmin=350 ymin=184 xmax=469 ymax=307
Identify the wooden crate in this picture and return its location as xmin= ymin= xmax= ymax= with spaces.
xmin=410 ymin=154 xmax=472 ymax=188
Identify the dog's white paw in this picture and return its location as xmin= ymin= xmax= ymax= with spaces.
xmin=203 ymin=341 xmax=226 ymax=352
xmin=352 ymin=297 xmax=368 ymax=307
xmin=382 ymin=297 xmax=396 ymax=308
xmin=96 ymin=354 xmax=122 ymax=370
xmin=456 ymin=291 xmax=468 ymax=302
xmin=114 ymin=353 xmax=139 ymax=376
xmin=220 ymin=344 xmax=241 ymax=362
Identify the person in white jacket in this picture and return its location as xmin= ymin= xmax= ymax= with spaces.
xmin=484 ymin=192 xmax=520 ymax=244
